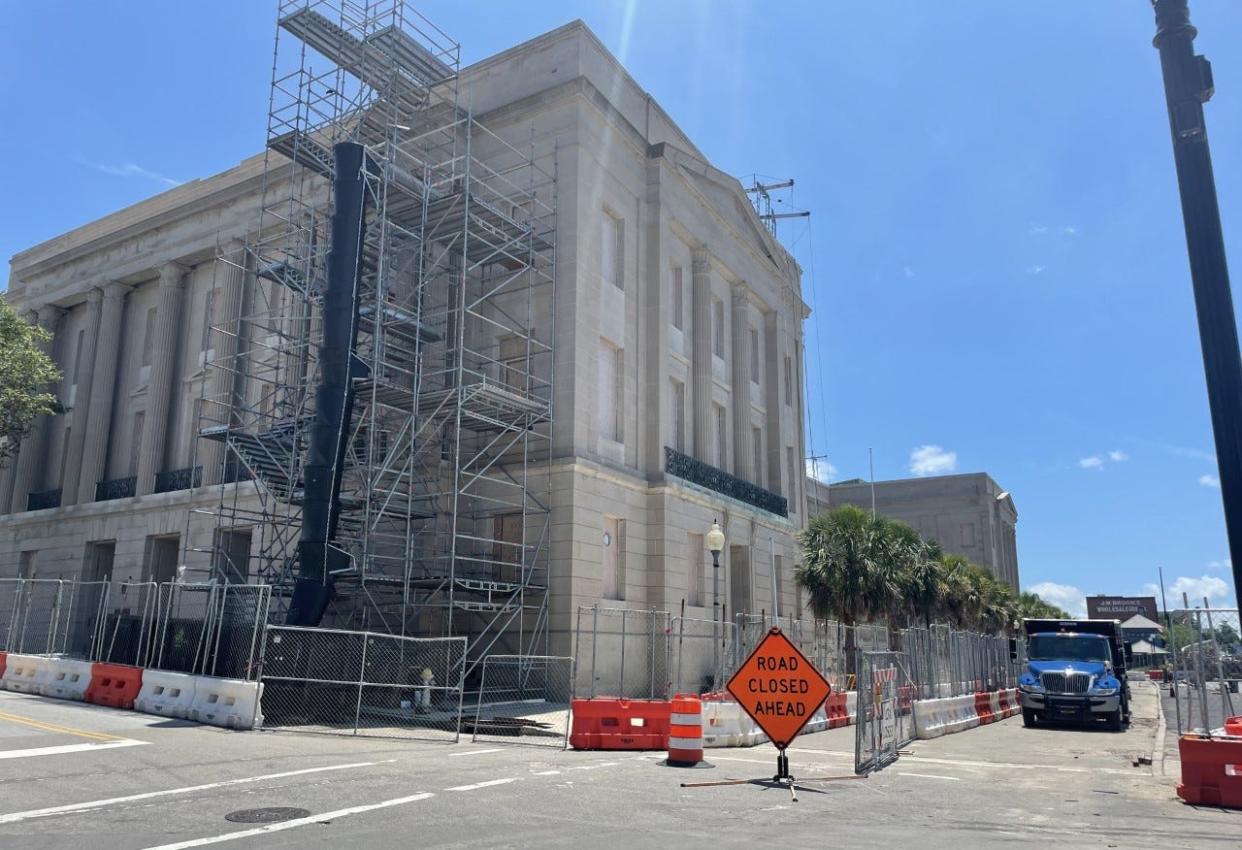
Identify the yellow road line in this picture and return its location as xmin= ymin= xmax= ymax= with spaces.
xmin=0 ymin=710 xmax=123 ymax=742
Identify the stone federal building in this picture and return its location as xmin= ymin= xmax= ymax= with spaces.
xmin=0 ymin=16 xmax=810 ymax=663
xmin=806 ymin=472 xmax=1020 ymax=590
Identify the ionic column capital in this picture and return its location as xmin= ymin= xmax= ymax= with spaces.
xmin=101 ymin=281 xmax=130 ymax=300
xmin=691 ymin=248 xmax=711 ymax=275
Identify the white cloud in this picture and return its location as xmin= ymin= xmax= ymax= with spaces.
xmin=1078 ymin=456 xmax=1104 ymax=470
xmin=903 ymin=266 xmax=915 ymax=280
xmin=1208 ymin=559 xmax=1232 ymax=572
xmin=1028 ymin=582 xmax=1087 ymax=618
xmin=90 ymin=161 xmax=181 ymax=187
xmin=1062 ymin=226 xmax=1078 ymax=236
xmin=1200 ymin=473 xmax=1221 ymax=488
xmin=1108 ymin=450 xmax=1128 ymax=462
xmin=805 ymin=457 xmax=838 ymax=485
xmin=1029 ymin=225 xmax=1049 ymax=235
xmin=1167 ymin=574 xmax=1232 ymax=606
xmin=1025 ymin=264 xmax=1046 ymax=275
xmin=909 ymin=445 xmax=957 ymax=477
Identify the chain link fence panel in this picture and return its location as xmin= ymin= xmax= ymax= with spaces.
xmin=468 ymin=655 xmax=574 ymax=747
xmin=258 ymin=626 xmax=466 ymax=742
xmin=1167 ymin=608 xmax=1240 ymax=736
xmin=855 ymin=650 xmax=917 ymax=774
xmin=573 ymin=606 xmax=671 ymax=699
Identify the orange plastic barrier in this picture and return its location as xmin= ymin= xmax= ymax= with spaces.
xmin=974 ymin=692 xmax=996 ymax=725
xmin=898 ymin=685 xmax=914 ymax=715
xmin=570 ymin=698 xmax=671 ymax=750
xmin=1147 ymin=670 xmax=1165 ymax=681
xmin=1226 ymin=717 xmax=1242 ymax=737
xmin=667 ymin=694 xmax=704 ymax=766
xmin=1178 ymin=735 xmax=1242 ymax=808
xmin=0 ymin=651 xmax=6 ymax=681
xmin=825 ymin=692 xmax=850 ymax=729
xmin=86 ymin=663 xmax=143 ymax=710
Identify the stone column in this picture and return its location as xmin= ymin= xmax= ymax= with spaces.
xmin=9 ymin=305 xmax=65 ymax=512
xmin=60 ymin=288 xmax=104 ymax=505
xmin=763 ymin=308 xmax=783 ymax=497
xmin=201 ymin=241 xmax=247 ymax=485
xmin=76 ymin=282 xmax=129 ymax=504
xmin=135 ymin=262 xmax=188 ymax=495
xmin=690 ymin=249 xmax=713 ymax=463
xmin=730 ymin=284 xmax=752 ymax=480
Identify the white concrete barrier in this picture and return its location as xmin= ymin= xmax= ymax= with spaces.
xmin=845 ymin=690 xmax=858 ymax=725
xmin=136 ymin=670 xmax=199 ymax=719
xmin=801 ymin=703 xmax=829 ymax=735
xmin=701 ymin=699 xmax=768 ymax=748
xmin=190 ymin=677 xmax=263 ymax=730
xmin=989 ymin=691 xmax=1003 ymax=721
xmin=42 ymin=658 xmax=93 ymax=701
xmin=1 ymin=654 xmax=51 ymax=695
xmin=914 ymin=694 xmax=980 ymax=739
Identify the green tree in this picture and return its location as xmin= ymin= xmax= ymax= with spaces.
xmin=0 ymin=299 xmax=61 ymax=462
xmin=1017 ymin=590 xmax=1071 ymax=620
xmin=796 ymin=505 xmax=895 ymax=627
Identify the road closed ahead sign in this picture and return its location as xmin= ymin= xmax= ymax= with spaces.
xmin=726 ymin=626 xmax=832 ymax=749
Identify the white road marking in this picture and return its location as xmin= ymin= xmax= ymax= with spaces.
xmin=567 ymin=762 xmax=617 ymax=771
xmin=0 ymin=739 xmax=148 ymax=761
xmin=898 ymin=772 xmax=961 ymax=781
xmin=0 ymin=761 xmax=387 ymax=824
xmin=445 ymin=777 xmax=521 ymax=792
xmin=901 ymin=754 xmax=1133 ymax=775
xmin=142 ymin=792 xmax=436 ymax=850
xmin=449 ymin=748 xmax=503 ymax=757
xmin=532 ymin=770 xmax=561 ymax=776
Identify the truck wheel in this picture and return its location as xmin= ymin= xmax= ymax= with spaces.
xmin=1022 ymin=708 xmax=1037 ymax=728
xmin=1107 ymin=709 xmax=1123 ymax=732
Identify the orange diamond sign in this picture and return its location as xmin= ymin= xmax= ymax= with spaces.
xmin=726 ymin=626 xmax=832 ymax=750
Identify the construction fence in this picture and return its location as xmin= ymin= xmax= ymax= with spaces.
xmin=0 ymin=577 xmax=270 ymax=680
xmin=257 ymin=626 xmax=467 ymax=742
xmin=1166 ymin=607 xmax=1240 ymax=737
xmin=577 ymin=604 xmax=1014 ymax=702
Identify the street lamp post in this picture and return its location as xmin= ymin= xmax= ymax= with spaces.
xmin=706 ymin=519 xmax=726 ymax=686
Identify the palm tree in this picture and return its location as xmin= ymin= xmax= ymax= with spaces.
xmin=1017 ymin=591 xmax=1070 ymax=620
xmin=797 ymin=505 xmax=897 ymax=666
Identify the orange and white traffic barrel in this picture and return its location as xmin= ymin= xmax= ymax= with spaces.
xmin=667 ymin=694 xmax=705 ymax=767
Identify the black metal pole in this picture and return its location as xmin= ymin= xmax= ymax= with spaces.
xmin=287 ymin=141 xmax=368 ymax=626
xmin=1152 ymin=0 xmax=1242 ymax=612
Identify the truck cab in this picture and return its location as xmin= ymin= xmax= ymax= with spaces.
xmin=1019 ymin=618 xmax=1131 ymax=732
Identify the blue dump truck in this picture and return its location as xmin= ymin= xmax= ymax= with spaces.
xmin=1018 ymin=618 xmax=1131 ymax=731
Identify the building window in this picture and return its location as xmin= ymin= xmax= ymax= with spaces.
xmin=129 ymin=411 xmax=145 ymax=476
xmin=498 ymin=333 xmax=526 ymax=392
xmin=602 ymin=517 xmax=625 ymax=600
xmin=670 ymin=379 xmax=685 ymax=453
xmin=750 ymin=328 xmax=760 ymax=385
xmin=715 ymin=404 xmax=727 ymax=469
xmin=72 ymin=328 xmax=85 ymax=384
xmin=19 ymin=550 xmax=37 ymax=580
xmin=784 ymin=356 xmax=793 ymax=406
xmin=143 ymin=534 xmax=181 ymax=584
xmin=598 ymin=339 xmax=623 ymax=442
xmin=214 ymin=527 xmax=252 ymax=583
xmin=752 ymin=427 xmax=763 ymax=483
xmin=786 ymin=446 xmax=797 ymax=508
xmin=687 ymin=532 xmax=704 ymax=608
xmin=141 ymin=307 xmax=158 ymax=368
xmin=671 ymin=266 xmax=684 ymax=330
xmin=601 ymin=212 xmax=622 ymax=290
xmin=712 ymin=298 xmax=725 ymax=358
xmin=960 ymin=523 xmax=976 ymax=547
xmin=202 ymin=289 xmax=217 ymax=352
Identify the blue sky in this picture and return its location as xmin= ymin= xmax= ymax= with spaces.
xmin=2 ymin=1 xmax=1240 ymax=616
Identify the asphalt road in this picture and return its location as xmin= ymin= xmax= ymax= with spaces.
xmin=0 ymin=681 xmax=1236 ymax=849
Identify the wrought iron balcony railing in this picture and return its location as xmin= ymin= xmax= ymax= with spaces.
xmin=26 ymin=489 xmax=62 ymax=511
xmin=664 ymin=446 xmax=788 ymax=518
xmin=154 ymin=466 xmax=203 ymax=494
xmin=95 ymin=476 xmax=137 ymax=502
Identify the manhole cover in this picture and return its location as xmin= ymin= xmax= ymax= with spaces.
xmin=224 ymin=807 xmax=311 ymax=824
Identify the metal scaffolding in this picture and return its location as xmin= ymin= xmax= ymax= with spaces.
xmin=193 ymin=0 xmax=556 ymax=675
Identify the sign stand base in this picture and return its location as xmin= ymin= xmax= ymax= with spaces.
xmin=679 ymin=747 xmax=866 ymax=803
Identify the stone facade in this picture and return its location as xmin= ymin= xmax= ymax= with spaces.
xmin=806 ymin=472 xmax=1020 ymax=590
xmin=0 ymin=21 xmax=809 ymax=656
